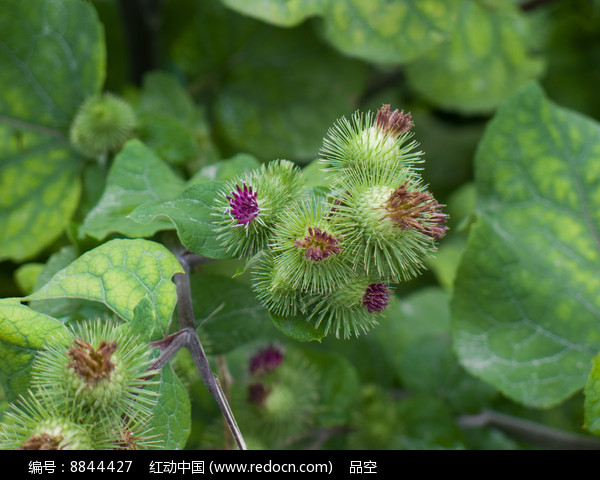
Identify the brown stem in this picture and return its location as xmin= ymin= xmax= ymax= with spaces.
xmin=457 ymin=410 xmax=600 ymax=450
xmin=147 ymin=249 xmax=247 ymax=450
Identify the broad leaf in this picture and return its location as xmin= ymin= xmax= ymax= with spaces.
xmin=270 ymin=311 xmax=326 ymax=342
xmin=221 ymin=0 xmax=464 ymax=64
xmin=319 ymin=0 xmax=465 ymax=64
xmin=136 ymin=71 xmax=217 ymax=166
xmin=129 ymin=181 xmax=231 ymax=259
xmin=190 ymin=153 xmax=260 ymax=184
xmin=214 ymin=23 xmax=367 ymax=160
xmin=451 ymin=83 xmax=600 ymax=408
xmin=164 ymin=0 xmax=367 ymax=161
xmin=27 ymin=239 xmax=183 ymax=335
xmin=0 ymin=298 xmax=69 ymax=401
xmin=146 ymin=364 xmax=191 ymax=449
xmin=0 ymin=0 xmax=105 ymax=130
xmin=0 ymin=0 xmax=105 ymax=261
xmin=220 ymin=0 xmax=323 ymax=27
xmin=0 ymin=126 xmax=82 ymax=262
xmin=80 ymin=139 xmax=185 ymax=240
xmin=405 ymin=1 xmax=544 ymax=113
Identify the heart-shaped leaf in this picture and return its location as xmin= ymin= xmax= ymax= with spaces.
xmin=451 ymin=83 xmax=600 ymax=408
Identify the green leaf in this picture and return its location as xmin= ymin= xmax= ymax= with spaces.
xmin=0 ymin=0 xmax=105 ymax=261
xmin=119 ymin=296 xmax=159 ymax=343
xmin=0 ymin=298 xmax=69 ymax=402
xmin=220 ymin=0 xmax=324 ymax=27
xmin=129 ymin=181 xmax=232 ymax=259
xmin=146 ymin=364 xmax=191 ymax=450
xmin=451 ymin=83 xmax=600 ymax=408
xmin=534 ymin=0 xmax=600 ymax=120
xmin=136 ymin=72 xmax=215 ymax=166
xmin=0 ymin=0 xmax=105 ymax=131
xmin=27 ymin=239 xmax=183 ymax=335
xmin=79 ymin=139 xmax=185 ymax=240
xmin=405 ymin=1 xmax=544 ymax=113
xmin=14 ymin=263 xmax=44 ymax=296
xmin=0 ymin=126 xmax=82 ymax=262
xmin=270 ymin=311 xmax=326 ymax=342
xmin=319 ymin=0 xmax=465 ymax=64
xmin=165 ymin=1 xmax=368 ymax=161
xmin=214 ymin=23 xmax=367 ymax=160
xmin=585 ymin=353 xmax=600 ymax=435
xmin=191 ymin=273 xmax=274 ymax=354
xmin=190 ymin=153 xmax=261 ymax=184
xmin=137 ymin=71 xmax=197 ymax=121
xmin=26 ymin=246 xmax=81 ymax=320
xmin=221 ymin=0 xmax=464 ymax=64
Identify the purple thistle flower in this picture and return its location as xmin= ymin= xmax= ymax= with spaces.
xmin=362 ymin=283 xmax=391 ymax=313
xmin=249 ymin=344 xmax=284 ymax=376
xmin=294 ymin=227 xmax=341 ymax=261
xmin=226 ymin=183 xmax=260 ymax=226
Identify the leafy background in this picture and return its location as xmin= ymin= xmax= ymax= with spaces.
xmin=2 ymin=0 xmax=600 ymax=450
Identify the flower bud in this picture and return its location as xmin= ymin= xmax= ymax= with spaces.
xmin=319 ymin=104 xmax=422 ymax=180
xmin=269 ymin=199 xmax=354 ymax=294
xmin=70 ymin=93 xmax=136 ymax=158
xmin=331 ymin=169 xmax=446 ymax=280
xmin=305 ymin=275 xmax=393 ymax=339
xmin=31 ymin=319 xmax=158 ymax=422
xmin=212 ymin=160 xmax=304 ymax=257
xmin=0 ymin=393 xmax=99 ymax=449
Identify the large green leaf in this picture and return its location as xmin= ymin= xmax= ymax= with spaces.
xmin=27 ymin=239 xmax=183 ymax=335
xmin=221 ymin=0 xmax=464 ymax=64
xmin=0 ymin=0 xmax=105 ymax=130
xmin=220 ymin=0 xmax=323 ymax=27
xmin=129 ymin=181 xmax=231 ymax=259
xmin=164 ymin=0 xmax=367 ymax=161
xmin=136 ymin=71 xmax=218 ymax=166
xmin=0 ymin=0 xmax=105 ymax=261
xmin=214 ymin=23 xmax=367 ymax=160
xmin=405 ymin=0 xmax=544 ymax=113
xmin=451 ymin=83 xmax=600 ymax=408
xmin=319 ymin=0 xmax=465 ymax=64
xmin=0 ymin=298 xmax=69 ymax=401
xmin=0 ymin=126 xmax=82 ymax=261
xmin=79 ymin=139 xmax=185 ymax=240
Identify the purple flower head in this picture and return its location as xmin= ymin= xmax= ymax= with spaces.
xmin=362 ymin=283 xmax=391 ymax=313
xmin=294 ymin=227 xmax=341 ymax=262
xmin=384 ymin=181 xmax=449 ymax=239
xmin=375 ymin=104 xmax=414 ymax=137
xmin=249 ymin=344 xmax=284 ymax=376
xmin=226 ymin=183 xmax=259 ymax=226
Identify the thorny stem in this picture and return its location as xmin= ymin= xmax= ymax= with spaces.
xmin=148 ymin=249 xmax=247 ymax=450
xmin=457 ymin=410 xmax=600 ymax=450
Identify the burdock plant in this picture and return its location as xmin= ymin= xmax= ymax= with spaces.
xmin=213 ymin=105 xmax=448 ymax=338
